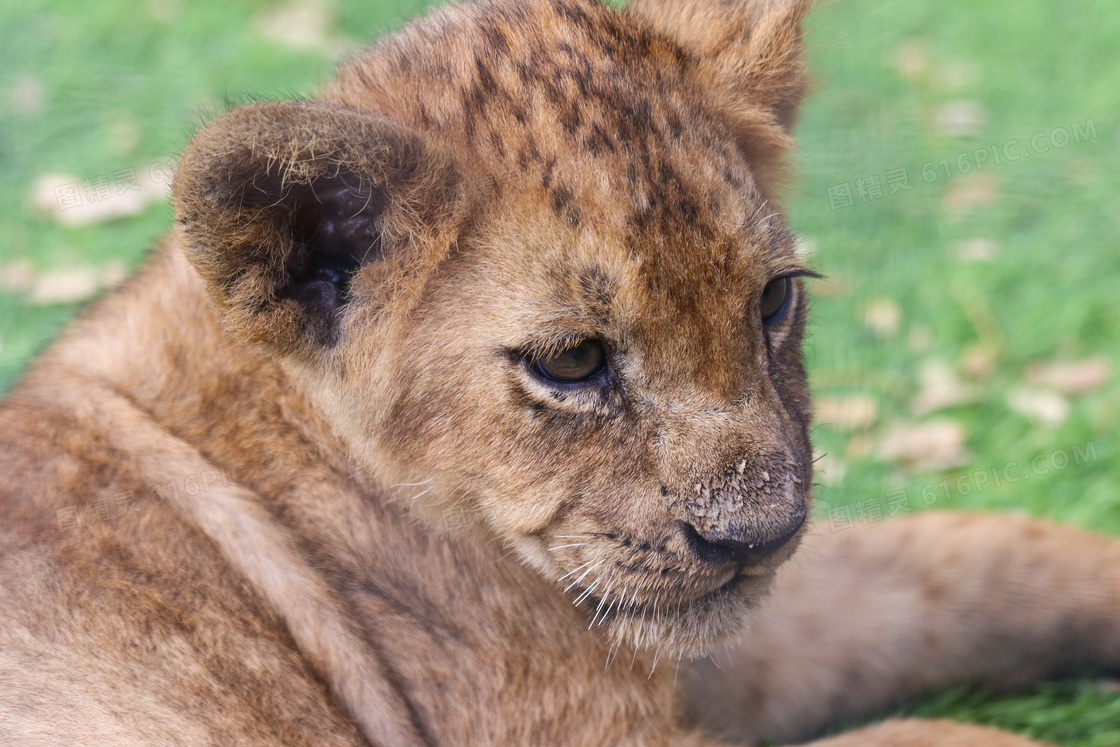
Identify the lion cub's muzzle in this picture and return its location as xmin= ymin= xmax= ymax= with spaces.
xmin=681 ymin=510 xmax=805 ymax=567
xmin=678 ymin=457 xmax=809 ymax=569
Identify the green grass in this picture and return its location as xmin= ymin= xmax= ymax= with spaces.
xmin=2 ymin=0 xmax=1118 ymax=743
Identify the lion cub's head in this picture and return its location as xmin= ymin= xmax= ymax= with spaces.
xmin=173 ymin=0 xmax=814 ymax=654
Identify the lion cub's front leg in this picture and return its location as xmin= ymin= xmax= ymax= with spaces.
xmin=682 ymin=512 xmax=1120 ymax=744
xmin=795 ymin=718 xmax=1049 ymax=746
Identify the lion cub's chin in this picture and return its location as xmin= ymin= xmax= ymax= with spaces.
xmin=590 ymin=571 xmax=779 ymax=658
xmin=507 ymin=534 xmax=781 ymax=657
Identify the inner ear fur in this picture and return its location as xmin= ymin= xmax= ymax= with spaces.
xmin=626 ymin=0 xmax=812 ymax=198
xmin=173 ymin=100 xmax=462 ymax=359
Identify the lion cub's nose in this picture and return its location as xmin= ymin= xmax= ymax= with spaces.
xmin=683 ymin=515 xmax=806 ymax=567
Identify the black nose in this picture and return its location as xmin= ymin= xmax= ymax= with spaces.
xmin=683 ymin=513 xmax=806 ymax=566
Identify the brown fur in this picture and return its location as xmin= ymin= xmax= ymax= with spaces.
xmin=0 ymin=0 xmax=1116 ymax=744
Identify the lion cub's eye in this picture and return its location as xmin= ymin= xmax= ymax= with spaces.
xmin=759 ymin=277 xmax=791 ymax=325
xmin=533 ymin=340 xmax=606 ymax=383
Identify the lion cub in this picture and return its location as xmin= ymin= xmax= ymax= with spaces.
xmin=0 ymin=0 xmax=1116 ymax=744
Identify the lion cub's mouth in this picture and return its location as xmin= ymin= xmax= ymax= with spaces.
xmin=568 ymin=565 xmax=766 ymax=627
xmin=536 ymin=515 xmax=804 ymax=650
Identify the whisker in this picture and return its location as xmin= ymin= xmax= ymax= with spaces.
xmin=557 ymin=559 xmax=594 ymax=583
xmin=605 ymin=636 xmax=622 ymax=671
xmin=547 ymin=543 xmax=587 ymax=552
xmin=564 ymin=560 xmax=603 ymax=593
xmin=599 ymin=584 xmax=624 ymax=627
xmin=573 ymin=576 xmax=602 ymax=606
xmin=627 ymin=585 xmax=642 ymax=613
xmin=389 ymin=478 xmax=433 ymax=488
xmin=648 ymin=645 xmax=662 ymax=679
xmin=589 ymin=577 xmax=615 ymax=628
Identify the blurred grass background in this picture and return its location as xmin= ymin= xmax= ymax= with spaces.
xmin=1 ymin=0 xmax=1118 ymax=742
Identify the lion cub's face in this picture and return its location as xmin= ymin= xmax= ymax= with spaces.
xmin=174 ymin=0 xmax=814 ymax=654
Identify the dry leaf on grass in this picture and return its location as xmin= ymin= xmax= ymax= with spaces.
xmin=1025 ymin=358 xmax=1111 ymax=396
xmin=908 ymin=325 xmax=932 ymax=354
xmin=846 ymin=433 xmax=875 ymax=461
xmin=0 ymin=260 xmax=36 ymax=293
xmin=255 ymin=0 xmax=353 ymax=56
xmin=148 ymin=0 xmax=182 ymax=22
xmin=955 ymin=238 xmax=1000 ymax=262
xmin=862 ymin=297 xmax=902 ymax=339
xmin=878 ymin=419 xmax=970 ymax=471
xmin=938 ymin=61 xmax=979 ymax=90
xmin=1006 ymin=386 xmax=1070 ymax=428
xmin=942 ymin=172 xmax=999 ymax=216
xmin=28 ymin=270 xmax=101 ymax=305
xmin=934 ymin=100 xmax=986 ymax=138
xmin=816 ymin=394 xmax=879 ymax=431
xmin=894 ymin=40 xmax=929 ymax=82
xmin=12 ymin=75 xmax=44 ymax=117
xmin=812 ymin=274 xmax=848 ymax=298
xmin=911 ymin=359 xmax=979 ymax=415
xmin=32 ymin=171 xmax=169 ymax=227
xmin=3 ymin=261 xmax=129 ymax=306
xmin=960 ymin=344 xmax=997 ymax=380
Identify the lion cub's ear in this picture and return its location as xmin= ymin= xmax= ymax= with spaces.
xmin=627 ymin=0 xmax=812 ymax=196
xmin=173 ymin=101 xmax=462 ymax=360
